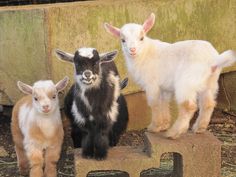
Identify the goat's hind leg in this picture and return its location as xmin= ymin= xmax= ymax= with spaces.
xmin=192 ymin=72 xmax=219 ymax=133
xmin=192 ymin=90 xmax=216 ymax=133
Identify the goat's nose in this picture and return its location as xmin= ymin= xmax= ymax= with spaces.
xmin=129 ymin=48 xmax=136 ymax=53
xmin=43 ymin=105 xmax=49 ymax=110
xmin=84 ymin=71 xmax=92 ymax=78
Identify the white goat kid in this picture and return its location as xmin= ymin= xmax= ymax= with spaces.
xmin=11 ymin=77 xmax=69 ymax=177
xmin=104 ymin=13 xmax=236 ymax=139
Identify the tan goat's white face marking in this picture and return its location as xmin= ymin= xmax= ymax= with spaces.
xmin=78 ymin=48 xmax=95 ymax=59
xmin=32 ymin=81 xmax=58 ymax=115
xmin=120 ymin=24 xmax=145 ymax=58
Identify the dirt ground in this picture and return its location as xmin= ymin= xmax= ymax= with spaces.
xmin=0 ymin=108 xmax=235 ymax=177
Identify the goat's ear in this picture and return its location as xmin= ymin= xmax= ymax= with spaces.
xmin=100 ymin=50 xmax=118 ymax=64
xmin=55 ymin=49 xmax=74 ymax=63
xmin=143 ymin=13 xmax=155 ymax=34
xmin=17 ymin=81 xmax=33 ymax=95
xmin=104 ymin=23 xmax=120 ymax=38
xmin=55 ymin=76 xmax=69 ymax=92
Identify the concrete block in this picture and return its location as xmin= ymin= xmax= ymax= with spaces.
xmin=145 ymin=131 xmax=222 ymax=177
xmin=74 ymin=146 xmax=155 ymax=177
xmin=74 ymin=131 xmax=221 ymax=177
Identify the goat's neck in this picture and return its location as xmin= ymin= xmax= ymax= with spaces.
xmin=34 ymin=108 xmax=61 ymax=138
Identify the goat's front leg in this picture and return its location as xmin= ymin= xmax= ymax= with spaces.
xmin=94 ymin=120 xmax=110 ymax=160
xmin=147 ymin=89 xmax=171 ymax=133
xmin=44 ymin=145 xmax=62 ymax=177
xmin=44 ymin=128 xmax=63 ymax=177
xmin=165 ymin=100 xmax=197 ymax=139
xmin=15 ymin=145 xmax=29 ymax=175
xmin=82 ymin=131 xmax=94 ymax=159
xmin=26 ymin=146 xmax=44 ymax=177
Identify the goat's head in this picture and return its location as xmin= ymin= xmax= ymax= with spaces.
xmin=104 ymin=13 xmax=155 ymax=58
xmin=55 ymin=48 xmax=118 ymax=88
xmin=17 ymin=77 xmax=69 ymax=114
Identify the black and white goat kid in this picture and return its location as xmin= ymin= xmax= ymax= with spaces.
xmin=55 ymin=48 xmax=128 ymax=160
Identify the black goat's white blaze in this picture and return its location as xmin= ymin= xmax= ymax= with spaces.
xmin=107 ymin=71 xmax=120 ymax=122
xmin=77 ymin=48 xmax=95 ymax=59
xmin=80 ymin=88 xmax=92 ymax=111
xmin=72 ymin=101 xmax=85 ymax=125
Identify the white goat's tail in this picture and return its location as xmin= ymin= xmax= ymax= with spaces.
xmin=214 ymin=50 xmax=236 ymax=68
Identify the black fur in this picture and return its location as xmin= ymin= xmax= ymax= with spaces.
xmin=63 ymin=48 xmax=128 ymax=160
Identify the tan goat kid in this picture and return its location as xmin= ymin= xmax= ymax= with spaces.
xmin=11 ymin=77 xmax=69 ymax=177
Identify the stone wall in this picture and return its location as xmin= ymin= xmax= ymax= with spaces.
xmin=0 ymin=0 xmax=235 ymax=105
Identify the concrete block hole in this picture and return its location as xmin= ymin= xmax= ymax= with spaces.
xmin=87 ymin=170 xmax=129 ymax=177
xmin=141 ymin=152 xmax=183 ymax=177
xmin=86 ymin=152 xmax=183 ymax=177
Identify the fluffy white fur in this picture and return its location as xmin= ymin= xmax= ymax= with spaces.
xmin=72 ymin=100 xmax=86 ymax=125
xmin=104 ymin=13 xmax=236 ymax=139
xmin=78 ymin=47 xmax=95 ymax=59
xmin=107 ymin=71 xmax=120 ymax=122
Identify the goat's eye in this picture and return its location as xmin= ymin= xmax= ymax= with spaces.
xmin=140 ymin=37 xmax=144 ymax=41
xmin=52 ymin=95 xmax=56 ymax=99
xmin=121 ymin=39 xmax=126 ymax=43
xmin=34 ymin=97 xmax=38 ymax=101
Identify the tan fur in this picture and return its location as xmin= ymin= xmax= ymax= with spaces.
xmin=181 ymin=100 xmax=197 ymax=112
xmin=165 ymin=101 xmax=197 ymax=139
xmin=11 ymin=95 xmax=64 ymax=177
xmin=11 ymin=96 xmax=31 ymax=175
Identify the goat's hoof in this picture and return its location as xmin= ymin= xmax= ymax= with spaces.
xmin=94 ymin=151 xmax=107 ymax=161
xmin=147 ymin=124 xmax=168 ymax=133
xmin=192 ymin=123 xmax=207 ymax=133
xmin=19 ymin=165 xmax=29 ymax=176
xmin=82 ymin=151 xmax=94 ymax=159
xmin=82 ymin=154 xmax=93 ymax=159
xmin=94 ymin=155 xmax=107 ymax=161
xmin=19 ymin=168 xmax=28 ymax=176
xmin=164 ymin=129 xmax=183 ymax=139
xmin=192 ymin=127 xmax=207 ymax=134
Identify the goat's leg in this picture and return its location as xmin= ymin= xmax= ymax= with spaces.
xmin=44 ymin=127 xmax=63 ymax=177
xmin=192 ymin=71 xmax=219 ymax=133
xmin=27 ymin=147 xmax=44 ymax=177
xmin=71 ymin=124 xmax=84 ymax=148
xmin=44 ymin=146 xmax=62 ymax=177
xmin=82 ymin=132 xmax=94 ymax=158
xmin=11 ymin=117 xmax=29 ymax=175
xmin=94 ymin=121 xmax=110 ymax=160
xmin=94 ymin=132 xmax=109 ymax=160
xmin=165 ymin=100 xmax=197 ymax=139
xmin=15 ymin=145 xmax=29 ymax=175
xmin=192 ymin=91 xmax=216 ymax=133
xmin=147 ymin=91 xmax=171 ymax=133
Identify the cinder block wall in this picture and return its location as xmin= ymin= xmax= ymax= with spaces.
xmin=0 ymin=0 xmax=235 ymax=129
